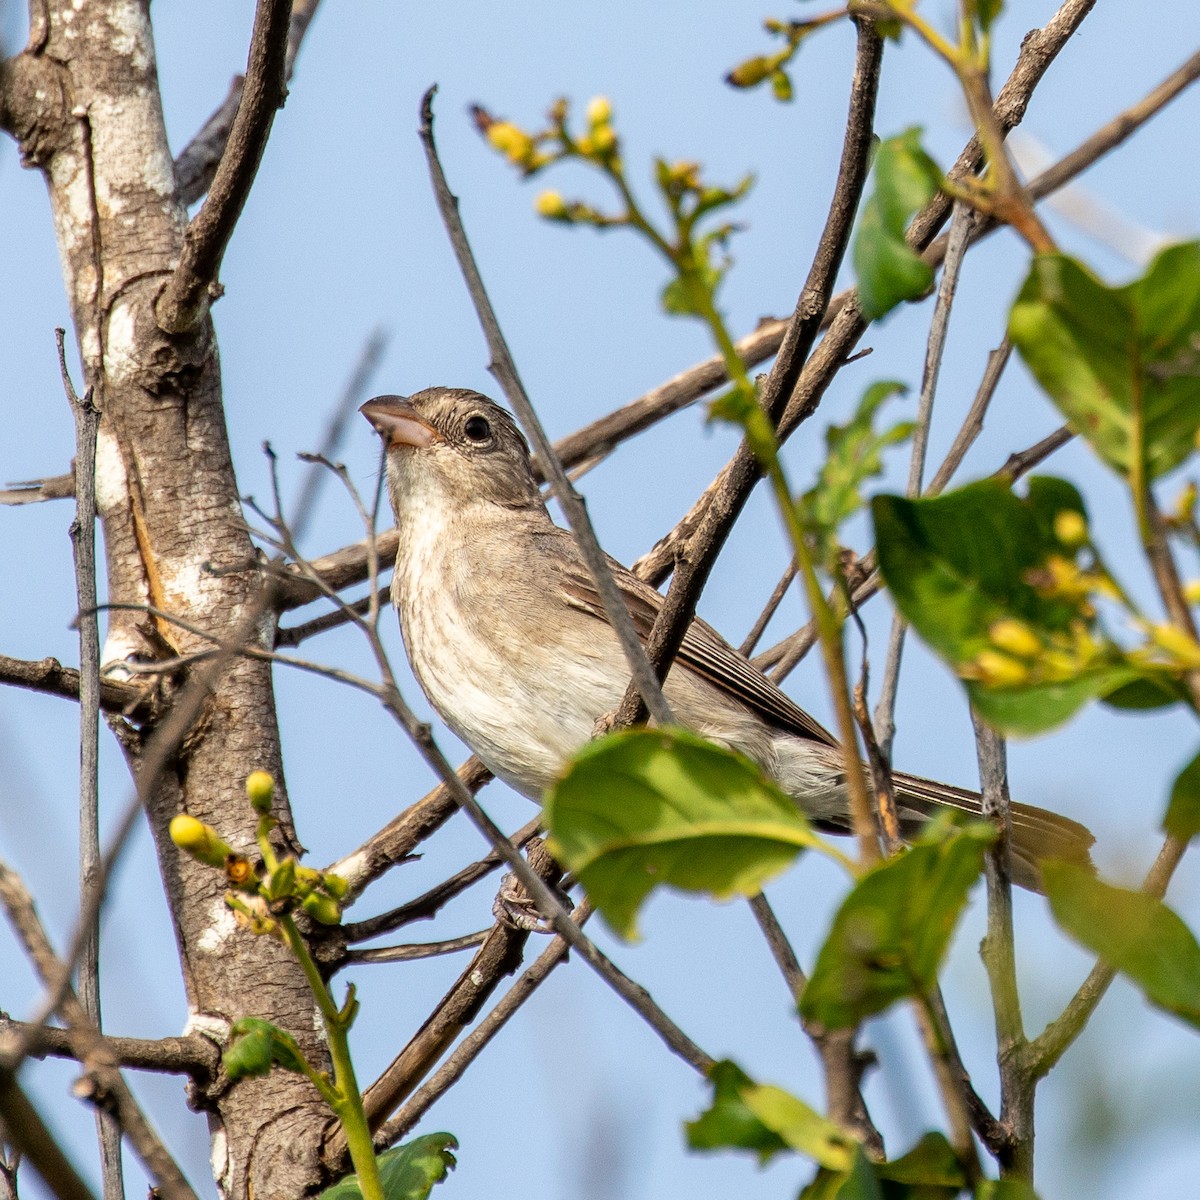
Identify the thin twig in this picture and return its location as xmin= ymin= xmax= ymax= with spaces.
xmin=342 ymin=818 xmax=541 ymax=942
xmin=739 ymin=563 xmax=797 ymax=657
xmin=57 ymin=331 xmax=123 ymax=1200
xmin=1024 ymin=833 xmax=1189 ymax=1078
xmin=0 ymin=1017 xmax=215 ymax=1080
xmin=612 ymin=18 xmax=883 ymax=732
xmin=418 ymin=86 xmax=674 ymax=727
xmin=971 ymin=711 xmax=1030 ymax=1176
xmin=157 ymin=0 xmax=292 ymax=332
xmin=376 ymin=901 xmax=591 ymax=1148
xmin=0 ymin=865 xmax=200 ymax=1200
xmin=0 ymin=1065 xmax=96 ymax=1200
xmin=873 ymin=204 xmax=974 ymax=762
xmin=174 ymin=0 xmax=324 ymax=205
xmin=343 ymin=930 xmax=491 ymax=965
xmin=290 ymin=327 xmax=389 ymax=543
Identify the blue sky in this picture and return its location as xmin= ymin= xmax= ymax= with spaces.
xmin=2 ymin=3 xmax=1200 ymax=1197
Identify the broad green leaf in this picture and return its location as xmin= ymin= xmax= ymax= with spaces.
xmin=223 ymin=1017 xmax=307 ymax=1081
xmin=802 ymin=380 xmax=913 ymax=569
xmin=1164 ymin=747 xmax=1200 ymax=841
xmin=1101 ymin=676 xmax=1186 ymax=710
xmin=742 ymin=1085 xmax=857 ymax=1170
xmin=545 ymin=728 xmax=828 ymax=938
xmin=800 ymin=825 xmax=992 ymax=1029
xmin=319 ymin=1135 xmax=458 ymax=1200
xmin=1009 ymin=244 xmax=1200 ymax=480
xmin=1043 ymin=861 xmax=1200 ymax=1030
xmin=877 ymin=1132 xmax=966 ymax=1196
xmin=686 ymin=1061 xmax=790 ymax=1164
xmin=872 ymin=478 xmax=1146 ymax=735
xmin=853 ymin=129 xmax=943 ymax=320
xmin=966 ymin=0 xmax=1005 ymax=35
xmin=686 ymin=1061 xmax=855 ymax=1169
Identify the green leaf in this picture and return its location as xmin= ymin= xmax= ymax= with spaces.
xmin=853 ymin=129 xmax=943 ymax=320
xmin=800 ymin=825 xmax=992 ymax=1029
xmin=801 ymin=380 xmax=913 ymax=569
xmin=877 ymin=1132 xmax=966 ymax=1196
xmin=966 ymin=0 xmax=1005 ymax=35
xmin=223 ymin=1017 xmax=308 ymax=1081
xmin=686 ymin=1061 xmax=791 ymax=1164
xmin=1101 ymin=676 xmax=1186 ymax=710
xmin=975 ymin=1183 xmax=1041 ymax=1200
xmin=1043 ymin=861 xmax=1200 ymax=1029
xmin=1165 ymin=747 xmax=1200 ymax=841
xmin=319 ymin=1134 xmax=458 ymax=1200
xmin=872 ymin=478 xmax=1144 ymax=735
xmin=1009 ymin=244 xmax=1200 ymax=480
xmin=687 ymin=1060 xmax=857 ymax=1170
xmin=544 ymin=728 xmax=829 ymax=938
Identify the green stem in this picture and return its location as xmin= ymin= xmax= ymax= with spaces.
xmin=689 ymin=285 xmax=881 ymax=867
xmin=280 ymin=915 xmax=382 ymax=1200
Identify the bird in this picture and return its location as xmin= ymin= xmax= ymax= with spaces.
xmin=361 ymin=387 xmax=1093 ymax=891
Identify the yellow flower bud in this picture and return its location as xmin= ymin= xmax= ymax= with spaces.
xmin=245 ymin=770 xmax=275 ymax=814
xmin=1184 ymin=580 xmax=1200 ymax=606
xmin=973 ymin=650 xmax=1030 ymax=687
xmin=726 ymin=56 xmax=775 ymax=89
xmin=988 ymin=618 xmax=1042 ymax=659
xmin=1053 ymin=509 xmax=1088 ymax=548
xmin=535 ymin=190 xmax=569 ymax=219
xmin=486 ymin=121 xmax=534 ymax=165
xmin=585 ymin=95 xmax=612 ymax=126
xmin=170 ymin=814 xmax=234 ymax=869
xmin=1149 ymin=623 xmax=1200 ymax=669
xmin=590 ymin=124 xmax=617 ymax=155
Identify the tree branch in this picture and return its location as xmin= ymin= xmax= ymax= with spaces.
xmin=156 ymin=0 xmax=292 ymax=332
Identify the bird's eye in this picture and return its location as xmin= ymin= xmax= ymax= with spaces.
xmin=463 ymin=414 xmax=492 ymax=442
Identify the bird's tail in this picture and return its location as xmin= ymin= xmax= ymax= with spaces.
xmin=888 ymin=770 xmax=1094 ymax=893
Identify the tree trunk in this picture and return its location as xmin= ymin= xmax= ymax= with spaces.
xmin=2 ymin=4 xmax=329 ymax=1195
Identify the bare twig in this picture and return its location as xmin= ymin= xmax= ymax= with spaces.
xmin=418 ymin=87 xmax=673 ymax=728
xmin=0 ymin=865 xmax=199 ymax=1200
xmin=739 ymin=563 xmax=797 ymax=657
xmin=376 ymin=901 xmax=592 ymax=1147
xmin=0 ymin=470 xmax=75 ymax=505
xmin=0 ymin=1016 xmax=215 ymax=1080
xmin=873 ymin=204 xmax=975 ymax=761
xmin=174 ymin=0 xmax=324 ymax=205
xmin=1025 ymin=833 xmax=1189 ymax=1078
xmin=157 ymin=0 xmax=292 ymax=332
xmin=342 ymin=817 xmax=541 ymax=942
xmin=57 ymin=331 xmax=122 ymax=1200
xmin=326 ymin=843 xmax=563 ymax=1166
xmin=343 ymin=930 xmax=491 ymax=965
xmin=290 ymin=327 xmax=389 ymax=543
xmin=0 ymin=653 xmax=148 ymax=714
xmin=0 ymin=1065 xmax=95 ymax=1200
xmin=972 ymin=712 xmax=1031 ymax=1176
xmin=612 ymin=18 xmax=883 ymax=732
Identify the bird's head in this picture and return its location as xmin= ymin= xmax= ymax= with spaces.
xmin=360 ymin=388 xmax=544 ymax=517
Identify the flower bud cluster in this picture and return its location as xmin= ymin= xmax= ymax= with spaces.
xmin=168 ymin=771 xmax=348 ymax=938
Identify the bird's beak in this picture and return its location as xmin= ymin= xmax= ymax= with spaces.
xmin=360 ymin=396 xmax=440 ymax=449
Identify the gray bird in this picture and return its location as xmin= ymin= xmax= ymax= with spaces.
xmin=362 ymin=387 xmax=1093 ymax=890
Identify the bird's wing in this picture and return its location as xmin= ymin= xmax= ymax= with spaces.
xmin=556 ymin=552 xmax=839 ymax=748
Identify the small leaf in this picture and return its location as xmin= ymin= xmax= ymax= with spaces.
xmin=1165 ymin=747 xmax=1200 ymax=841
xmin=801 ymin=380 xmax=912 ymax=569
xmin=686 ymin=1061 xmax=857 ymax=1170
xmin=800 ymin=825 xmax=992 ymax=1029
xmin=319 ymin=1134 xmax=459 ymax=1200
xmin=966 ymin=0 xmax=1005 ymax=36
xmin=853 ymin=129 xmax=943 ymax=320
xmin=224 ymin=1017 xmax=308 ymax=1081
xmin=544 ymin=728 xmax=828 ymax=939
xmin=1043 ymin=861 xmax=1200 ymax=1029
xmin=1009 ymin=244 xmax=1200 ymax=480
xmin=685 ymin=1061 xmax=790 ymax=1164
